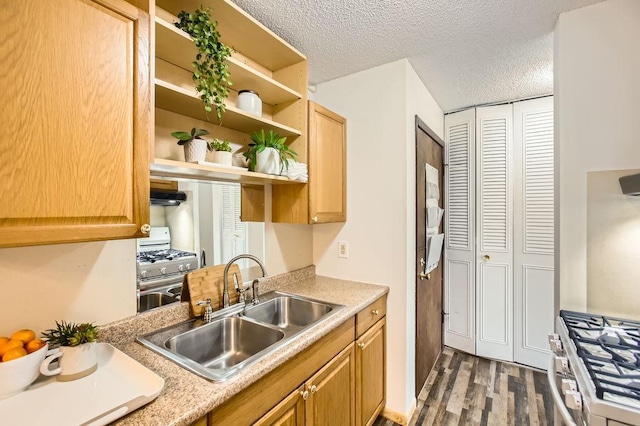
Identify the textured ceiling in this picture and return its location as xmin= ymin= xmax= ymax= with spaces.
xmin=231 ymin=0 xmax=603 ymax=112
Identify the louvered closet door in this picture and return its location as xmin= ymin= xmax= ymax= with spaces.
xmin=444 ymin=109 xmax=476 ymax=354
xmin=513 ymin=97 xmax=554 ymax=369
xmin=476 ymin=104 xmax=513 ymax=362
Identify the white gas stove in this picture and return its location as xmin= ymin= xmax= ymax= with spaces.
xmin=549 ymin=311 xmax=640 ymax=426
xmin=136 ymin=227 xmax=198 ymax=311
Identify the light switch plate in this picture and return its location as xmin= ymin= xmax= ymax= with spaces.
xmin=338 ymin=241 xmax=349 ymax=258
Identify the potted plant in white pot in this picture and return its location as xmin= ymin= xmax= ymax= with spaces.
xmin=209 ymin=138 xmax=233 ymax=166
xmin=41 ymin=321 xmax=99 ymax=382
xmin=243 ymin=130 xmax=297 ymax=175
xmin=171 ymin=128 xmax=209 ymax=163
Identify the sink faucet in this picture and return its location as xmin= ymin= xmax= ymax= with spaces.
xmin=222 ymin=254 xmax=268 ymax=308
xmin=196 ymin=299 xmax=214 ymax=323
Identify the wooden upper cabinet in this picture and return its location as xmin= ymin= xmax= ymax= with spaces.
xmin=308 ymin=101 xmax=347 ymax=224
xmin=0 ymin=0 xmax=151 ymax=248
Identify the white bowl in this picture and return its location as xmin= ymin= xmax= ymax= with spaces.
xmin=0 ymin=343 xmax=48 ymax=399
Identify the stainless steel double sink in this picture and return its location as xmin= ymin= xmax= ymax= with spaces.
xmin=137 ymin=291 xmax=343 ymax=381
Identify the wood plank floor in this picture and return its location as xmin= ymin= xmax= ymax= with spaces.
xmin=373 ymin=347 xmax=554 ymax=426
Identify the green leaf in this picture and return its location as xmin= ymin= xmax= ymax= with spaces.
xmin=171 ymin=131 xmax=192 ymax=140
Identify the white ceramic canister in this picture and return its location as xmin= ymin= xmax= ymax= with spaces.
xmin=236 ymin=90 xmax=262 ymax=117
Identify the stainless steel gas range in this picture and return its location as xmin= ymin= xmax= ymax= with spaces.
xmin=548 ymin=311 xmax=640 ymax=426
xmin=136 ymin=227 xmax=198 ymax=312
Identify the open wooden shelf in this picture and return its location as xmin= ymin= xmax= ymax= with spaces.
xmin=156 ymin=0 xmax=306 ymax=71
xmin=150 ymin=158 xmax=301 ymax=185
xmin=155 ymin=78 xmax=302 ymax=138
xmin=155 ymin=10 xmax=302 ymax=106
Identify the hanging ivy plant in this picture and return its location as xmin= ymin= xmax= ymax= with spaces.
xmin=175 ymin=8 xmax=232 ymax=121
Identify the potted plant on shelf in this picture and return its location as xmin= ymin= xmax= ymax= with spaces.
xmin=243 ymin=130 xmax=297 ymax=175
xmin=41 ymin=321 xmax=99 ymax=382
xmin=172 ymin=128 xmax=210 ymax=163
xmin=209 ymin=138 xmax=233 ymax=166
xmin=175 ymin=8 xmax=232 ymax=121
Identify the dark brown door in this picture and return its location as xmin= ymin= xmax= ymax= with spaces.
xmin=415 ymin=116 xmax=444 ymax=396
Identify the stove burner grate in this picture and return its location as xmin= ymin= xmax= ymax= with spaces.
xmin=561 ymin=310 xmax=640 ymax=407
xmin=137 ymin=249 xmax=197 ymax=264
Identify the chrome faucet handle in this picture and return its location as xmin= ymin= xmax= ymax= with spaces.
xmin=196 ymin=298 xmax=214 ymax=323
xmin=234 ymin=273 xmax=247 ymax=303
xmin=251 ymin=278 xmax=261 ymax=305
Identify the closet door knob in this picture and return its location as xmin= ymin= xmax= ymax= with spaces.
xmin=483 ymin=255 xmax=490 ymax=261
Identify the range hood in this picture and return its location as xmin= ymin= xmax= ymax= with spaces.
xmin=150 ymin=190 xmax=187 ymax=206
xmin=619 ymin=173 xmax=640 ymax=196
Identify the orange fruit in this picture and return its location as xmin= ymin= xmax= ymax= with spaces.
xmin=0 ymin=337 xmax=9 ymax=346
xmin=2 ymin=347 xmax=27 ymax=362
xmin=25 ymin=339 xmax=46 ymax=354
xmin=0 ymin=339 xmax=23 ymax=357
xmin=11 ymin=329 xmax=35 ymax=344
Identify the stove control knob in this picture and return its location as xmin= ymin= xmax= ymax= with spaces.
xmin=565 ymin=390 xmax=582 ymax=410
xmin=140 ymin=270 xmax=147 ymax=278
xmin=561 ymin=379 xmax=577 ymax=394
xmin=555 ymin=356 xmax=570 ymax=373
xmin=178 ymin=265 xmax=184 ymax=272
xmin=185 ymin=263 xmax=192 ymax=270
xmin=160 ymin=267 xmax=167 ymax=275
xmin=549 ymin=339 xmax=563 ymax=353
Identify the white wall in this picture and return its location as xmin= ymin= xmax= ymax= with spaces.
xmin=554 ymin=0 xmax=640 ymax=311
xmin=313 ymin=59 xmax=444 ymax=416
xmin=587 ymin=170 xmax=640 ymax=320
xmin=0 ymin=240 xmax=137 ymax=335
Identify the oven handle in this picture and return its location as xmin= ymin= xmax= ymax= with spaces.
xmin=547 ymin=356 xmax=577 ymax=426
xmin=138 ymin=274 xmax=184 ymax=290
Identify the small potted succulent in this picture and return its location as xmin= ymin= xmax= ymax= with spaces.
xmin=41 ymin=321 xmax=99 ymax=381
xmin=243 ymin=130 xmax=297 ymax=175
xmin=171 ymin=128 xmax=210 ymax=163
xmin=209 ymin=138 xmax=233 ymax=166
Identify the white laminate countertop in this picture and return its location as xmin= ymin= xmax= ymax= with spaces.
xmin=101 ymin=267 xmax=389 ymax=426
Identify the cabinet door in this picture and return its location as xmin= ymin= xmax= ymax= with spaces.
xmin=356 ymin=318 xmax=385 ymax=426
xmin=0 ymin=0 xmax=150 ymax=248
xmin=306 ymin=343 xmax=355 ymax=426
xmin=308 ymin=101 xmax=347 ymax=224
xmin=254 ymin=385 xmax=305 ymax=426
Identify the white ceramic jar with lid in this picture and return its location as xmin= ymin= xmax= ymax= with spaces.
xmin=236 ymin=90 xmax=262 ymax=117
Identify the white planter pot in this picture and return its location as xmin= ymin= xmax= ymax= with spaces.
xmin=212 ymin=151 xmax=233 ymax=166
xmin=183 ymin=139 xmax=207 ymax=163
xmin=255 ymin=147 xmax=281 ymax=175
xmin=40 ymin=342 xmax=97 ymax=382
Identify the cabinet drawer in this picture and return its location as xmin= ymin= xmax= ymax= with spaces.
xmin=356 ymin=295 xmax=387 ymax=338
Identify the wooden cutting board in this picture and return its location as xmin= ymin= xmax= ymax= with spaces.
xmin=182 ymin=264 xmax=243 ymax=316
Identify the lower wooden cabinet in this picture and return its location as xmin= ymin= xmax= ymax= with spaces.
xmin=254 ymin=385 xmax=305 ymax=426
xmin=257 ymin=344 xmax=355 ymax=426
xmin=356 ymin=318 xmax=386 ymax=426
